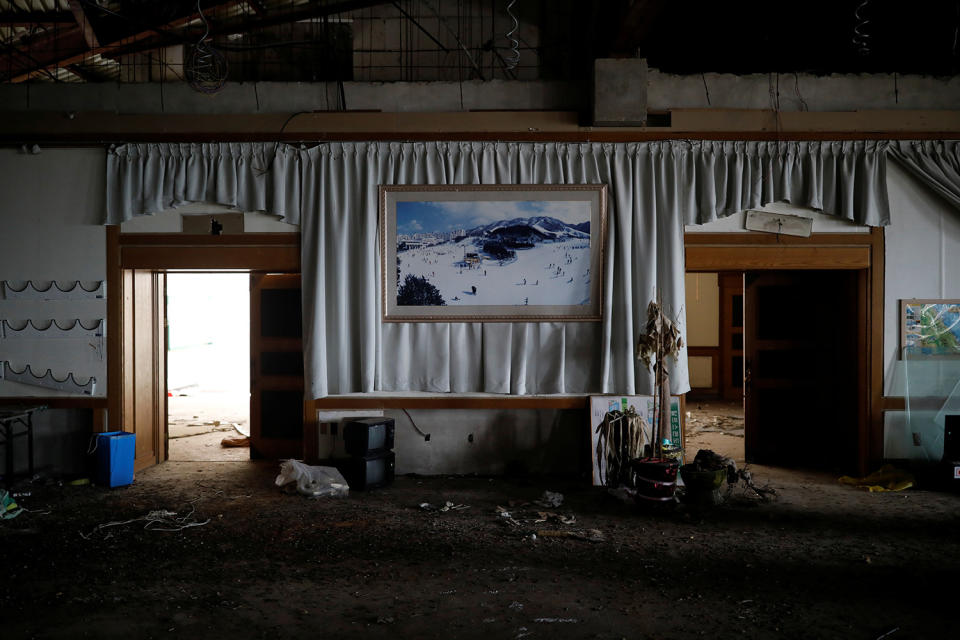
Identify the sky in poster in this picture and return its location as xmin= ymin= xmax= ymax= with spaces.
xmin=397 ymin=200 xmax=590 ymax=235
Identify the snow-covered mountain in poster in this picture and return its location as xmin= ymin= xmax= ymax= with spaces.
xmin=396 ymin=200 xmax=592 ymax=307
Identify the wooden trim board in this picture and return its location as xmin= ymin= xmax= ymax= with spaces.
xmin=314 ymin=395 xmax=590 ymax=410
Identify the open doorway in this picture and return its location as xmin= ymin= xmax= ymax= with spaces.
xmin=684 ymin=272 xmax=746 ymax=464
xmin=684 ymin=269 xmax=862 ymax=472
xmin=166 ymin=273 xmax=250 ymax=461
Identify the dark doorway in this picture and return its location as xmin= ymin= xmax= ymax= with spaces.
xmin=744 ymin=271 xmax=859 ymax=471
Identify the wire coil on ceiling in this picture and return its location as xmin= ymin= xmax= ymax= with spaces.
xmin=503 ymin=0 xmax=520 ymax=70
xmin=852 ymin=0 xmax=873 ymax=56
xmin=186 ymin=0 xmax=228 ymax=94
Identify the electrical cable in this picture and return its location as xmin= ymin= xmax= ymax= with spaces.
xmin=402 ymin=408 xmax=431 ymax=441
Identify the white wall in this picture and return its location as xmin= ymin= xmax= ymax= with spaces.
xmin=120 ymin=202 xmax=298 ymax=233
xmin=0 ymin=148 xmax=107 ymax=398
xmin=0 ymin=148 xmax=107 ymax=476
xmin=685 ymin=201 xmax=870 ymax=233
xmin=882 ymin=161 xmax=960 ymax=460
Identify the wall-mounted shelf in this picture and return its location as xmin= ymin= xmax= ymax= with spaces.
xmin=0 ymin=361 xmax=96 ymax=395
xmin=0 ymin=319 xmax=103 ymax=338
xmin=1 ymin=280 xmax=105 ymax=300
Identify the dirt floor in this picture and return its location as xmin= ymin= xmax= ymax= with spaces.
xmin=2 ymin=400 xmax=957 ymax=639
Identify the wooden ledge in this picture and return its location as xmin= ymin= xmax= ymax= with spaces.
xmin=314 ymin=394 xmax=590 ymax=410
xmin=0 ymin=396 xmax=108 ymax=409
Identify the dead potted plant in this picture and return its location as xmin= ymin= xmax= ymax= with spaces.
xmin=632 ymin=295 xmax=684 ymax=501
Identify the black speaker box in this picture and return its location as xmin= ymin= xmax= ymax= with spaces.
xmin=343 ymin=417 xmax=395 ymax=457
xmin=336 ymin=451 xmax=395 ymax=490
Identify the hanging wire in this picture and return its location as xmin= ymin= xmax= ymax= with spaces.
xmin=503 ymin=0 xmax=520 ymax=70
xmin=185 ymin=0 xmax=228 ymax=94
xmin=852 ymin=0 xmax=872 ymax=57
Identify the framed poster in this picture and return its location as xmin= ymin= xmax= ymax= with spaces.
xmin=380 ymin=184 xmax=607 ymax=322
xmin=900 ymin=299 xmax=960 ymax=358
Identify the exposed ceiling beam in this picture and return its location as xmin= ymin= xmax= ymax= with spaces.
xmin=68 ymin=0 xmax=100 ymax=49
xmin=99 ymin=0 xmax=391 ymax=62
xmin=3 ymin=1 xmax=240 ymax=82
xmin=246 ymin=0 xmax=268 ymax=15
xmin=0 ymin=10 xmax=74 ymax=27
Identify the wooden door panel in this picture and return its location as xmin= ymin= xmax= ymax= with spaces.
xmin=250 ymin=273 xmax=305 ymax=460
xmin=744 ymin=271 xmax=858 ymax=470
xmin=719 ymin=272 xmax=744 ymax=401
xmin=122 ymin=269 xmax=165 ymax=472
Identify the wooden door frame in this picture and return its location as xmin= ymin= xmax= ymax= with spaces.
xmin=685 ymin=228 xmax=884 ymax=475
xmin=105 ymin=228 xmax=301 ymax=464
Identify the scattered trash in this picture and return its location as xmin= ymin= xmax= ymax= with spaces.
xmin=220 ymin=436 xmax=250 ymax=448
xmin=12 ymin=491 xmax=31 ymax=498
xmin=534 ymin=511 xmax=576 ymax=525
xmin=536 ymin=529 xmax=605 ymax=543
xmin=534 ymin=490 xmax=563 ymax=508
xmin=419 ymin=501 xmax=469 ymax=512
xmin=839 ymin=465 xmax=914 ymax=492
xmin=275 ymin=459 xmax=349 ymax=498
xmin=68 ymin=478 xmax=90 ymax=486
xmin=533 ymin=618 xmax=579 ymax=623
xmin=1 ymin=489 xmax=23 ymax=519
xmin=509 ymin=601 xmax=524 ymax=611
xmin=80 ymin=506 xmax=210 ymax=539
xmin=607 ymin=486 xmax=638 ymax=504
xmin=496 ymin=506 xmax=521 ymax=527
xmin=875 ymin=627 xmax=900 ymax=640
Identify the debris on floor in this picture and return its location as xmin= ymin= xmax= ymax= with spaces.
xmin=533 ymin=490 xmax=563 ymax=508
xmin=839 ymin=465 xmax=915 ymax=492
xmin=535 ymin=529 xmax=605 ymax=543
xmin=419 ymin=501 xmax=470 ymax=512
xmin=79 ymin=506 xmax=210 ymax=539
xmin=1 ymin=489 xmax=23 ymax=519
xmin=275 ymin=459 xmax=349 ymax=498
xmin=220 ymin=436 xmax=250 ymax=448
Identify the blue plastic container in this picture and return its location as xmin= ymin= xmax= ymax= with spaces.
xmin=96 ymin=431 xmax=136 ymax=487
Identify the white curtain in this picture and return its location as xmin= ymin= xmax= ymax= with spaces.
xmin=888 ymin=140 xmax=960 ymax=212
xmin=106 ymin=139 xmax=891 ymax=398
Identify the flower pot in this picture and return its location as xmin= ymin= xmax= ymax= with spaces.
xmin=631 ymin=457 xmax=680 ymax=502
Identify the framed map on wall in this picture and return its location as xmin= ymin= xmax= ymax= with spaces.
xmin=900 ymin=299 xmax=960 ymax=358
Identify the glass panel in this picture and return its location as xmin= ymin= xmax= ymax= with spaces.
xmin=897 ymin=356 xmax=960 ymax=462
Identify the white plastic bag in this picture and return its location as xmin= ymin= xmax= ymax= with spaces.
xmin=275 ymin=459 xmax=349 ymax=497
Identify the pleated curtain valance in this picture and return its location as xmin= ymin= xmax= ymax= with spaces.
xmin=888 ymin=140 xmax=960 ymax=213
xmin=106 ymin=140 xmax=891 ymax=397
